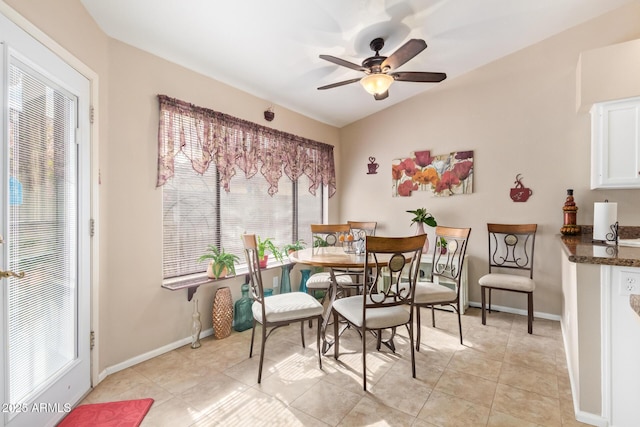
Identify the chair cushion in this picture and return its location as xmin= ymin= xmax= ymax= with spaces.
xmin=252 ymin=292 xmax=324 ymax=323
xmin=414 ymin=281 xmax=456 ymax=304
xmin=478 ymin=273 xmax=535 ymax=292
xmin=306 ymin=272 xmax=353 ymax=290
xmin=332 ymin=295 xmax=410 ymax=329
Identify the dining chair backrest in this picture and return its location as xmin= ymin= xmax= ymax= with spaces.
xmin=347 ymin=221 xmax=377 ymax=239
xmin=241 ymin=234 xmax=265 ymax=305
xmin=362 ymin=234 xmax=426 ymax=310
xmin=431 ymin=226 xmax=472 ymax=286
xmin=486 ymin=223 xmax=537 ymax=279
xmin=311 ymin=223 xmax=351 ymax=247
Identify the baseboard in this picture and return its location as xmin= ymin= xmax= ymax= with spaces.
xmin=96 ymin=328 xmax=214 ymax=385
xmin=467 ymin=301 xmax=561 ymax=321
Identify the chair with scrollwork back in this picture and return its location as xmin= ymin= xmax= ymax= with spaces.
xmin=414 ymin=226 xmax=471 ymax=347
xmin=242 ymin=234 xmax=324 ymax=383
xmin=478 ymin=223 xmax=537 ymax=334
xmin=331 ymin=234 xmax=426 ymax=391
xmin=347 ymin=221 xmax=377 ymax=238
xmin=306 ymin=224 xmax=354 ymax=301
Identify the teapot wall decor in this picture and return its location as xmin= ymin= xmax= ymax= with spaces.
xmin=510 ymin=174 xmax=532 ymax=202
xmin=367 ymin=156 xmax=379 ymax=175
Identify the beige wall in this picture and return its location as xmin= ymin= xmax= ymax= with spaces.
xmin=339 ymin=2 xmax=640 ymax=316
xmin=577 ymin=38 xmax=640 ymax=111
xmin=103 ymin=40 xmax=339 ymax=368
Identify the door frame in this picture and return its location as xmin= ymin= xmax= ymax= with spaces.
xmin=0 ymin=2 xmax=101 ymax=388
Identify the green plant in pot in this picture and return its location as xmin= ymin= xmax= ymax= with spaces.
xmin=257 ymin=236 xmax=283 ymax=268
xmin=406 ymin=207 xmax=437 ymax=253
xmin=282 ymin=239 xmax=306 ymax=255
xmin=198 ymin=245 xmax=240 ymax=279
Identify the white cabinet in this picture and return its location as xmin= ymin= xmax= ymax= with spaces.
xmin=605 ymin=267 xmax=640 ymax=427
xmin=591 ymin=96 xmax=640 ymax=189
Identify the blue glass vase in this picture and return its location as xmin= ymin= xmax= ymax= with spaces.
xmin=280 ymin=266 xmax=291 ymax=293
xmin=233 ymin=283 xmax=253 ymax=332
xmin=299 ymin=269 xmax=311 ymax=293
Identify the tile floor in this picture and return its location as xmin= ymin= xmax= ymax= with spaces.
xmin=82 ymin=307 xmax=590 ymax=426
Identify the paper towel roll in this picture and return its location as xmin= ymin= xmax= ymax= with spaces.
xmin=593 ymin=202 xmax=617 ymax=241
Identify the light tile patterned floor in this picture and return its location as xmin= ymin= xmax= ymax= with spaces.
xmin=82 ymin=308 xmax=590 ymax=426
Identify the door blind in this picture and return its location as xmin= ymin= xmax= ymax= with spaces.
xmin=7 ymin=61 xmax=77 ymax=404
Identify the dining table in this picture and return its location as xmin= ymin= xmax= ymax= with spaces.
xmin=288 ymin=245 xmax=398 ymax=354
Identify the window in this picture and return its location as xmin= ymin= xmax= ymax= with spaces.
xmin=157 ymin=96 xmax=333 ymax=280
xmin=162 ymin=153 xmax=322 ymax=279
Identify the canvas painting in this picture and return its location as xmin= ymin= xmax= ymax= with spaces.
xmin=392 ymin=150 xmax=473 ymax=197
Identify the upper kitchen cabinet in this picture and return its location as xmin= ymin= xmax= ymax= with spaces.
xmin=591 ymin=96 xmax=640 ymax=189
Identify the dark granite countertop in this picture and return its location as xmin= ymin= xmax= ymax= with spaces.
xmin=560 ymin=226 xmax=640 ymax=267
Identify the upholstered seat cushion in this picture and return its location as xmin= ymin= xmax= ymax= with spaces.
xmin=306 ymin=271 xmax=353 ymax=289
xmin=414 ymin=281 xmax=456 ymax=304
xmin=252 ymin=292 xmax=324 ymax=323
xmin=478 ymin=273 xmax=535 ymax=292
xmin=332 ymin=295 xmax=410 ymax=329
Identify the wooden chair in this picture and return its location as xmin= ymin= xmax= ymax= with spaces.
xmin=242 ymin=234 xmax=324 ymax=383
xmin=414 ymin=226 xmax=471 ymax=347
xmin=347 ymin=221 xmax=377 ymax=238
xmin=478 ymin=223 xmax=537 ymax=334
xmin=331 ymin=234 xmax=426 ymax=391
xmin=306 ymin=224 xmax=354 ymax=300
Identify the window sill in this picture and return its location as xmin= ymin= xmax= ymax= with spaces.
xmin=162 ymin=259 xmax=294 ymax=301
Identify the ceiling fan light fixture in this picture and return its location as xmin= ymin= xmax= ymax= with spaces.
xmin=360 ymin=73 xmax=394 ymax=95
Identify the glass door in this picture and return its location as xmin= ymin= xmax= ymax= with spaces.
xmin=1 ymin=12 xmax=91 ymax=427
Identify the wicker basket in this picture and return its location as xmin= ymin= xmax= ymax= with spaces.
xmin=212 ymin=287 xmax=233 ymax=339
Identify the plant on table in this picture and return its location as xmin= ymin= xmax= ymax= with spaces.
xmin=282 ymin=239 xmax=306 ymax=255
xmin=198 ymin=245 xmax=240 ymax=279
xmin=406 ymin=208 xmax=437 ymax=228
xmin=406 ymin=207 xmax=437 ymax=254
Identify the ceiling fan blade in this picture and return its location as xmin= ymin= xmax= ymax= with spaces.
xmin=391 ymin=71 xmax=447 ymax=83
xmin=374 ymin=90 xmax=389 ymax=101
xmin=319 ymin=55 xmax=365 ymax=71
xmin=381 ymin=39 xmax=427 ymax=71
xmin=317 ymin=78 xmax=361 ymax=90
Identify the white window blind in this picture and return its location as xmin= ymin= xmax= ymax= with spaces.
xmin=7 ymin=61 xmax=77 ymax=403
xmin=163 ymin=151 xmax=322 ymax=279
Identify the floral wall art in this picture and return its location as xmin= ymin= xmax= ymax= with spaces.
xmin=392 ymin=150 xmax=474 ymax=197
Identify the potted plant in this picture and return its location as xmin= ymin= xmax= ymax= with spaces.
xmin=406 ymin=208 xmax=437 ymax=228
xmin=436 ymin=237 xmax=448 ymax=254
xmin=198 ymin=245 xmax=240 ymax=279
xmin=283 ymin=239 xmax=306 ymax=255
xmin=257 ymin=236 xmax=283 ymax=268
xmin=407 ymin=208 xmax=437 ymax=253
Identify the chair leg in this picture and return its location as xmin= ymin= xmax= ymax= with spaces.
xmin=362 ymin=324 xmax=367 ymax=391
xmin=249 ymin=319 xmax=257 ymax=357
xmin=316 ymin=316 xmax=322 ymax=370
xmin=333 ymin=310 xmax=340 ymax=360
xmin=528 ymin=292 xmax=534 ymax=334
xmin=300 ymin=321 xmax=306 ymax=348
xmin=431 ymin=305 xmax=436 ymax=327
xmin=456 ymin=301 xmax=463 ymax=345
xmin=409 ymin=320 xmax=416 ymax=379
xmin=415 ymin=305 xmax=421 ymax=351
xmin=481 ymin=286 xmax=487 ymax=326
xmin=258 ymin=323 xmax=267 ymax=383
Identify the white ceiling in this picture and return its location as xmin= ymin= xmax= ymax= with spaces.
xmin=81 ymin=0 xmax=635 ymax=128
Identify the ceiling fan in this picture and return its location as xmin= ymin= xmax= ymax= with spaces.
xmin=318 ymin=37 xmax=446 ymax=100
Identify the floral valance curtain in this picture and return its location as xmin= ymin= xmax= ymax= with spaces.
xmin=156 ymin=95 xmax=336 ymax=197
